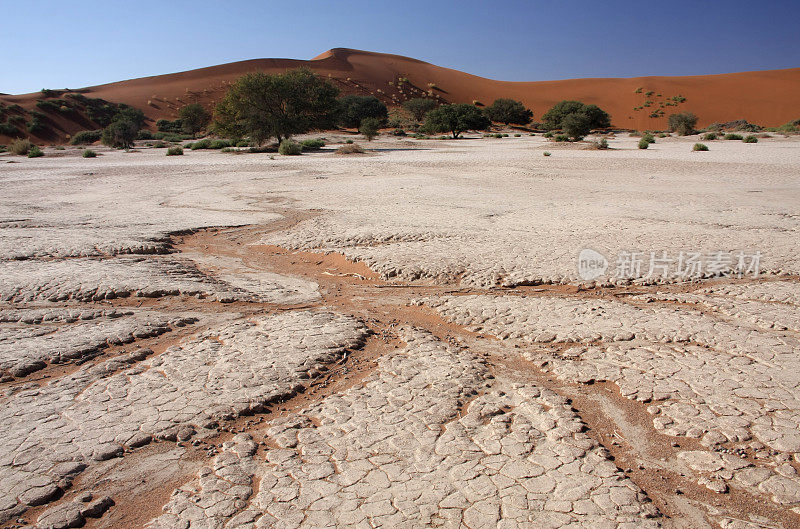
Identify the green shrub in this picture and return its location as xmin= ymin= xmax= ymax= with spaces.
xmin=300 ymin=138 xmax=325 ymax=150
xmin=543 ymin=131 xmax=554 ymax=138
xmin=209 ymin=139 xmax=233 ymax=149
xmin=668 ymin=112 xmax=698 ymax=135
xmin=27 ymin=117 xmax=46 ymax=134
xmin=359 ymin=117 xmax=381 ymax=141
xmin=338 ymin=95 xmax=388 ymax=128
xmin=743 ymin=135 xmax=758 ymax=143
xmin=423 ymin=103 xmax=490 ymax=138
xmin=82 ymin=149 xmax=97 ymax=158
xmin=278 ymin=139 xmax=302 ymax=155
xmin=693 ymin=143 xmax=709 ymax=151
xmin=541 ymin=101 xmax=610 ymax=130
xmin=345 ymin=139 xmax=354 ymax=144
xmin=554 ymin=134 xmax=570 ymax=142
xmin=236 ymin=140 xmax=250 ymax=147
xmin=9 ymin=138 xmax=33 ymax=155
xmin=0 ymin=145 xmax=6 ymax=153
xmin=543 ymin=151 xmax=551 ymax=156
xmin=166 ymin=146 xmax=183 ymax=156
xmin=502 ymin=133 xmax=509 ymax=137
xmin=562 ymin=113 xmax=591 ymax=140
xmin=638 ymin=138 xmax=650 ymax=149
xmin=101 ymin=120 xmax=138 ymax=149
xmin=402 ymin=98 xmax=438 ymax=121
xmin=190 ymin=139 xmax=212 ymax=150
xmin=336 ymin=143 xmax=365 ymax=154
xmin=71 ymin=130 xmax=102 ymax=145
xmin=703 ymin=132 xmax=717 ymax=141
xmin=596 ymin=138 xmax=609 ymax=149
xmin=658 ymin=133 xmax=667 ymax=138
xmin=151 ymin=141 xmax=168 ymax=148
xmin=724 ymin=133 xmax=743 ymax=140
xmin=390 ymin=129 xmax=406 ymax=136
xmin=178 ymin=103 xmax=211 ymax=136
xmin=514 ymin=133 xmax=521 ymax=137
xmin=156 ymin=119 xmax=183 ymax=133
xmin=483 ymin=98 xmax=533 ymax=125
xmin=27 ymin=146 xmax=44 ymax=158
xmin=642 ymin=132 xmax=655 ymax=144
xmin=136 ymin=129 xmax=154 ymax=140
xmin=0 ymin=122 xmax=18 ymax=136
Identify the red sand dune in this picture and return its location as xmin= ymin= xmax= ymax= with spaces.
xmin=2 ymin=48 xmax=799 ymax=142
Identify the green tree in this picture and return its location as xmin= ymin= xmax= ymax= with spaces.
xmin=359 ymin=117 xmax=381 ymax=141
xmin=213 ymin=68 xmax=340 ymax=145
xmin=101 ymin=120 xmax=138 ymax=149
xmin=402 ymin=98 xmax=438 ymax=122
xmin=178 ymin=103 xmax=211 ymax=136
xmin=562 ymin=114 xmax=591 ymax=140
xmin=484 ymin=98 xmax=533 ymax=125
xmin=112 ymin=106 xmax=146 ymax=129
xmin=423 ymin=104 xmax=490 ymax=138
xmin=541 ymin=100 xmax=610 ymax=130
xmin=668 ymin=112 xmax=698 ymax=136
xmin=337 ymin=95 xmax=387 ymax=128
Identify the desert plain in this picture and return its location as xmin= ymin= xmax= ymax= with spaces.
xmin=2 ymin=131 xmax=800 ymax=529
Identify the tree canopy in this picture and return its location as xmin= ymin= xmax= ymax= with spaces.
xmin=402 ymin=98 xmax=439 ymax=122
xmin=178 ymin=103 xmax=211 ymax=136
xmin=337 ymin=95 xmax=387 ymax=128
xmin=668 ymin=112 xmax=698 ymax=136
xmin=213 ymin=69 xmax=340 ymax=144
xmin=541 ymin=100 xmax=610 ymax=131
xmin=423 ymin=104 xmax=490 ymax=138
xmin=484 ymin=98 xmax=533 ymax=125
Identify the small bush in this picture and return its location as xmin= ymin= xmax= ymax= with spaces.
xmin=102 ymin=120 xmax=138 ymax=149
xmin=391 ymin=129 xmax=406 ymax=136
xmin=703 ymin=132 xmax=717 ymax=141
xmin=82 ymin=149 xmax=97 ymax=158
xmin=166 ymin=146 xmax=183 ymax=156
xmin=642 ymin=133 xmax=655 ymax=144
xmin=668 ymin=112 xmax=698 ymax=135
xmin=638 ymin=138 xmax=650 ymax=149
xmin=359 ymin=117 xmax=381 ymax=141
xmin=151 ymin=141 xmax=168 ymax=148
xmin=590 ymin=138 xmax=609 ymax=150
xmin=71 ymin=130 xmax=102 ymax=145
xmin=345 ymin=139 xmax=354 ymax=144
xmin=0 ymin=122 xmax=18 ymax=136
xmin=543 ymin=151 xmax=551 ymax=156
xmin=724 ymin=133 xmax=743 ymax=140
xmin=336 ymin=143 xmax=365 ymax=154
xmin=693 ymin=143 xmax=709 ymax=151
xmin=543 ymin=131 xmax=554 ymax=138
xmin=209 ymin=139 xmax=233 ymax=149
xmin=743 ymin=135 xmax=758 ymax=143
xmin=136 ymin=129 xmax=154 ymax=140
xmin=278 ymin=139 xmax=302 ymax=155
xmin=300 ymin=138 xmax=325 ymax=150
xmin=9 ymin=138 xmax=33 ymax=155
xmin=514 ymin=133 xmax=521 ymax=137
xmin=658 ymin=133 xmax=667 ymax=138
xmin=27 ymin=146 xmax=44 ymax=158
xmin=190 ymin=139 xmax=211 ymax=150
xmin=236 ymin=140 xmax=250 ymax=147
xmin=156 ymin=119 xmax=183 ymax=133
xmin=27 ymin=117 xmax=46 ymax=134
xmin=0 ymin=145 xmax=6 ymax=153
xmin=554 ymin=134 xmax=570 ymax=142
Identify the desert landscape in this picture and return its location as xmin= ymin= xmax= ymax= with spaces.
xmin=2 ymin=37 xmax=800 ymax=529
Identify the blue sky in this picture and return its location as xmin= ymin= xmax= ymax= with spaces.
xmin=2 ymin=0 xmax=798 ymax=95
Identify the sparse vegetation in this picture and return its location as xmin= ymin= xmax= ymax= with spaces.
xmin=668 ymin=112 xmax=698 ymax=136
xmin=166 ymin=146 xmax=184 ymax=156
xmin=213 ymin=69 xmax=339 ymax=144
xmin=0 ymin=122 xmax=18 ymax=136
xmin=337 ymin=95 xmax=388 ymax=129
xmin=402 ymin=98 xmax=438 ymax=122
xmin=82 ymin=149 xmax=97 ymax=158
xmin=422 ymin=104 xmax=490 ymax=138
xmin=642 ymin=133 xmax=656 ymax=144
xmin=9 ymin=138 xmax=33 ymax=155
xmin=693 ymin=143 xmax=709 ymax=151
xmin=743 ymin=135 xmax=758 ymax=143
xmin=336 ymin=143 xmax=365 ymax=154
xmin=101 ymin=120 xmax=138 ymax=149
xmin=483 ymin=98 xmax=533 ymax=126
xmin=703 ymin=132 xmax=718 ymax=141
xmin=278 ymin=139 xmax=302 ymax=155
xmin=543 ymin=151 xmax=551 ymax=156
xmin=638 ymin=138 xmax=650 ymax=149
xmin=27 ymin=146 xmax=44 ymax=158
xmin=724 ymin=133 xmax=743 ymax=140
xmin=157 ymin=119 xmax=184 ymax=133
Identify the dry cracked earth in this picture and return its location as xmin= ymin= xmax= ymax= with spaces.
xmin=1 ymin=132 xmax=800 ymax=529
